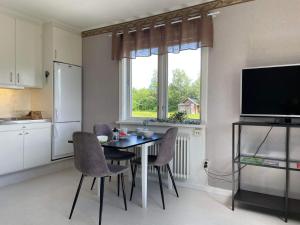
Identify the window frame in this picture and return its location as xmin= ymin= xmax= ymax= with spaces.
xmin=119 ymin=48 xmax=208 ymax=123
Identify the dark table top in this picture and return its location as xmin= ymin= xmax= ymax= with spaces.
xmin=102 ymin=133 xmax=163 ymax=149
xmin=68 ymin=133 xmax=164 ymax=149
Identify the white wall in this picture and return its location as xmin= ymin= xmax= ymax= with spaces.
xmin=207 ymin=0 xmax=300 ymax=197
xmin=82 ymin=34 xmax=119 ymax=132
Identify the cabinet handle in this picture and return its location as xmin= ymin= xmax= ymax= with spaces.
xmin=10 ymin=72 xmax=13 ymax=82
xmin=54 ymin=49 xmax=57 ymax=59
xmin=19 ymin=133 xmax=23 ymax=135
xmin=17 ymin=73 xmax=20 ymax=83
xmin=24 ymin=132 xmax=29 ymax=135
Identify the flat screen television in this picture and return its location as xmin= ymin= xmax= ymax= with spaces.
xmin=241 ymin=64 xmax=300 ymax=118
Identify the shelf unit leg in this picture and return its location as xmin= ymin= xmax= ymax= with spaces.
xmin=238 ymin=125 xmax=242 ymax=191
xmin=232 ymin=123 xmax=235 ymax=211
xmin=284 ymin=127 xmax=290 ymax=223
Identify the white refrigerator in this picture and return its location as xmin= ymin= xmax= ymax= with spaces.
xmin=52 ymin=62 xmax=82 ymax=160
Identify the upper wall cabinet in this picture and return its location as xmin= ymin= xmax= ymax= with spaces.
xmin=44 ymin=23 xmax=82 ymax=67
xmin=0 ymin=13 xmax=43 ymax=89
xmin=53 ymin=27 xmax=82 ymax=66
xmin=16 ymin=19 xmax=43 ymax=88
xmin=0 ymin=14 xmax=16 ymax=86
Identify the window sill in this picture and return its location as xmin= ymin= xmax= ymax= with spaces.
xmin=116 ymin=120 xmax=206 ymax=129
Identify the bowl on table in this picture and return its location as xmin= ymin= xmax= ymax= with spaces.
xmin=119 ymin=129 xmax=130 ymax=139
xmin=136 ymin=128 xmax=144 ymax=137
xmin=143 ymin=130 xmax=154 ymax=138
xmin=97 ymin=135 xmax=108 ymax=143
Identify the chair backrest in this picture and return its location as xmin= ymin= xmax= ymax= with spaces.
xmin=93 ymin=123 xmax=113 ymax=140
xmin=154 ymin=127 xmax=178 ymax=166
xmin=73 ymin=132 xmax=110 ymax=177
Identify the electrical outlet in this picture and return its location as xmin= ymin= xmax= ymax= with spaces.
xmin=193 ymin=128 xmax=202 ymax=136
xmin=203 ymin=160 xmax=209 ymax=169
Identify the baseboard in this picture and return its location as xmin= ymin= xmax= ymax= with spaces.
xmin=204 ymin=185 xmax=231 ymax=197
xmin=134 ymin=172 xmax=231 ymax=197
xmin=0 ymin=159 xmax=74 ymax=188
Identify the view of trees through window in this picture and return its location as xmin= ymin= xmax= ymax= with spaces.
xmin=168 ymin=50 xmax=201 ymax=119
xmin=131 ymin=49 xmax=201 ymax=120
xmin=131 ymin=55 xmax=158 ymax=118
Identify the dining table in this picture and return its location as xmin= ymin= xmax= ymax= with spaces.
xmin=101 ymin=132 xmax=163 ymax=208
xmin=69 ymin=132 xmax=164 ymax=208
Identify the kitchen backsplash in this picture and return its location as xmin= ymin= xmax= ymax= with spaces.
xmin=0 ymin=88 xmax=32 ymax=118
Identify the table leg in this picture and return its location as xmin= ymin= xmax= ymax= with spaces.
xmin=141 ymin=143 xmax=149 ymax=208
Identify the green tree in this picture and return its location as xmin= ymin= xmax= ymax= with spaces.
xmin=189 ymin=76 xmax=201 ymax=100
xmin=132 ymin=70 xmax=158 ymax=112
xmin=168 ymin=69 xmax=191 ymax=111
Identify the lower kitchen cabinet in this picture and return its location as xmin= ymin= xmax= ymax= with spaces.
xmin=23 ymin=126 xmax=51 ymax=169
xmin=0 ymin=123 xmax=51 ymax=175
xmin=0 ymin=130 xmax=24 ymax=175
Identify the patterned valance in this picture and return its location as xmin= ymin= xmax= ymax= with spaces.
xmin=112 ymin=15 xmax=213 ymax=60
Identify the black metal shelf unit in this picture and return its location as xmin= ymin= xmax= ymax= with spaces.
xmin=232 ymin=121 xmax=300 ymax=222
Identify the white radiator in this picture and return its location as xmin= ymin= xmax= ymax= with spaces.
xmin=133 ymin=134 xmax=190 ymax=180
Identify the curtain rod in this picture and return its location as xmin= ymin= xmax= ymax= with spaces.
xmin=115 ymin=12 xmax=220 ymax=35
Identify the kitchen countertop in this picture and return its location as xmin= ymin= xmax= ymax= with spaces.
xmin=0 ymin=118 xmax=52 ymax=125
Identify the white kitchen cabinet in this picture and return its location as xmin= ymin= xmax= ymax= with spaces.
xmin=16 ymin=19 xmax=43 ymax=88
xmin=0 ymin=12 xmax=43 ymax=89
xmin=0 ymin=130 xmax=24 ymax=175
xmin=0 ymin=123 xmax=51 ymax=175
xmin=0 ymin=13 xmax=15 ymax=86
xmin=44 ymin=23 xmax=82 ymax=67
xmin=23 ymin=126 xmax=51 ymax=169
xmin=53 ymin=27 xmax=82 ymax=66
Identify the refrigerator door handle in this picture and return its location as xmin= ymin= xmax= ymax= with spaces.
xmin=53 ymin=126 xmax=59 ymax=138
xmin=55 ymin=109 xmax=59 ymax=121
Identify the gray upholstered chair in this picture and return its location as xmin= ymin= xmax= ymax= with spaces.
xmin=69 ymin=132 xmax=128 ymax=225
xmin=130 ymin=127 xmax=179 ymax=209
xmin=90 ymin=124 xmax=135 ymax=196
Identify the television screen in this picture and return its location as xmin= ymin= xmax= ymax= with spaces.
xmin=241 ymin=65 xmax=300 ymax=117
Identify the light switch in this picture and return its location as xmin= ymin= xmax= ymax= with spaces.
xmin=193 ymin=128 xmax=202 ymax=136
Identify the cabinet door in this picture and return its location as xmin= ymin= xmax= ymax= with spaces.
xmin=53 ymin=27 xmax=82 ymax=66
xmin=0 ymin=14 xmax=15 ymax=86
xmin=0 ymin=131 xmax=23 ymax=175
xmin=16 ymin=19 xmax=42 ymax=88
xmin=23 ymin=127 xmax=51 ymax=169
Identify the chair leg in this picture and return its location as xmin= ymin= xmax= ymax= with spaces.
xmin=117 ymin=161 xmax=120 ymax=196
xmin=99 ymin=177 xmax=105 ymax=225
xmin=91 ymin=177 xmax=96 ymax=190
xmin=69 ymin=174 xmax=84 ymax=219
xmin=109 ymin=160 xmax=113 ymax=182
xmin=166 ymin=164 xmax=179 ymax=198
xmin=156 ymin=166 xmax=165 ymax=210
xmin=120 ymin=173 xmax=127 ymax=211
xmin=130 ymin=160 xmax=135 ymax=187
xmin=130 ymin=164 xmax=137 ymax=201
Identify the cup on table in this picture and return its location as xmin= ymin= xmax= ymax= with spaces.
xmin=97 ymin=135 xmax=108 ymax=143
xmin=136 ymin=127 xmax=143 ymax=137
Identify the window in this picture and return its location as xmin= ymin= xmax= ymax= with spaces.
xmin=131 ymin=55 xmax=158 ymax=118
xmin=168 ymin=49 xmax=201 ymax=120
xmin=125 ymin=48 xmax=204 ymax=122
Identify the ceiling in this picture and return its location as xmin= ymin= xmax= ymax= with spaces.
xmin=0 ymin=0 xmax=213 ymax=31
